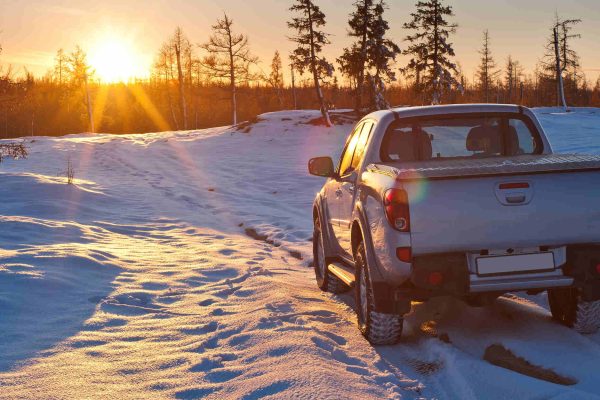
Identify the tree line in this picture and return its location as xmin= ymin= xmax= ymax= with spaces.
xmin=1 ymin=0 xmax=599 ymax=138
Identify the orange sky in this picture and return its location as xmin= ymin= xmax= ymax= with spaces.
xmin=1 ymin=0 xmax=599 ymax=83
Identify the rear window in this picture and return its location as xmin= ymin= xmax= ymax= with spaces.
xmin=381 ymin=114 xmax=542 ymax=162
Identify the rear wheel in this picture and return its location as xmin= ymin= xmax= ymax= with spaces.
xmin=355 ymin=242 xmax=403 ymax=344
xmin=548 ymin=287 xmax=600 ymax=334
xmin=313 ymin=216 xmax=349 ymax=294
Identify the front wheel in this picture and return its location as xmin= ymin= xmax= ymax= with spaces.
xmin=548 ymin=287 xmax=600 ymax=334
xmin=355 ymin=242 xmax=403 ymax=344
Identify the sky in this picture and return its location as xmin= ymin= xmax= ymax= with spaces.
xmin=1 ymin=0 xmax=599 ymax=83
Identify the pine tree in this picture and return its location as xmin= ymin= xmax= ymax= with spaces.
xmin=268 ymin=51 xmax=285 ymax=108
xmin=338 ymin=0 xmax=374 ymax=111
xmin=338 ymin=0 xmax=399 ymax=111
xmin=201 ymin=14 xmax=258 ymax=126
xmin=476 ymin=30 xmax=498 ymax=103
xmin=366 ymin=1 xmax=401 ymax=109
xmin=288 ymin=0 xmax=334 ymax=126
xmin=402 ymin=0 xmax=459 ymax=104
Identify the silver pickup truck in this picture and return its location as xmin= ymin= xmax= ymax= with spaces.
xmin=308 ymin=104 xmax=600 ymax=344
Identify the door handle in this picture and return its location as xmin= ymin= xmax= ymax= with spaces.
xmin=335 ymin=189 xmax=343 ymax=198
xmin=347 ymin=185 xmax=355 ymax=195
xmin=506 ymin=195 xmax=526 ymax=204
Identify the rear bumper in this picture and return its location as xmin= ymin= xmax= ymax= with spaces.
xmin=408 ymin=252 xmax=575 ymax=297
xmin=469 ymin=272 xmax=573 ymax=293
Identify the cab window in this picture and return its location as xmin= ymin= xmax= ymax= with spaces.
xmin=338 ymin=123 xmax=363 ymax=176
xmin=350 ymin=122 xmax=374 ymax=171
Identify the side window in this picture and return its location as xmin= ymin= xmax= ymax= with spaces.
xmin=338 ymin=123 xmax=363 ymax=176
xmin=350 ymin=122 xmax=374 ymax=171
xmin=509 ymin=119 xmax=536 ymax=154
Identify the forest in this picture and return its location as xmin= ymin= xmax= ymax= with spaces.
xmin=1 ymin=0 xmax=599 ymax=139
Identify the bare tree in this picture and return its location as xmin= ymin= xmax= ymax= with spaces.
xmin=154 ymin=43 xmax=179 ymax=130
xmin=288 ymin=0 xmax=334 ymax=126
xmin=68 ymin=46 xmax=94 ymax=133
xmin=54 ymin=49 xmax=68 ymax=86
xmin=504 ymin=56 xmax=523 ymax=103
xmin=172 ymin=27 xmax=190 ymax=129
xmin=201 ymin=13 xmax=258 ymax=126
xmin=290 ymin=56 xmax=298 ymax=110
xmin=543 ymin=16 xmax=582 ymax=109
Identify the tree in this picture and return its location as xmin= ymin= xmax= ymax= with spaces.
xmin=339 ymin=0 xmax=400 ymax=111
xmin=171 ymin=27 xmax=190 ymax=129
xmin=366 ymin=1 xmax=401 ymax=109
xmin=201 ymin=13 xmax=258 ymax=126
xmin=402 ymin=0 xmax=460 ymax=104
xmin=54 ymin=49 xmax=68 ymax=86
xmin=543 ymin=16 xmax=582 ymax=109
xmin=504 ymin=56 xmax=523 ymax=103
xmin=476 ymin=30 xmax=498 ymax=103
xmin=268 ymin=51 xmax=285 ymax=107
xmin=338 ymin=0 xmax=374 ymax=111
xmin=153 ymin=43 xmax=180 ymax=129
xmin=67 ymin=46 xmax=94 ymax=132
xmin=288 ymin=0 xmax=334 ymax=126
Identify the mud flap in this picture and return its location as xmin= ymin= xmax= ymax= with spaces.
xmin=564 ymin=246 xmax=600 ymax=302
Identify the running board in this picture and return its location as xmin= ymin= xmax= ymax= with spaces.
xmin=328 ymin=262 xmax=356 ymax=287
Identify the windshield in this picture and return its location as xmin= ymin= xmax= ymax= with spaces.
xmin=380 ymin=114 xmax=542 ymax=162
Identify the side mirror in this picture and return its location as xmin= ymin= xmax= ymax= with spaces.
xmin=308 ymin=157 xmax=335 ymax=178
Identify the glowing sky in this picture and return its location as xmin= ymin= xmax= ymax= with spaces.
xmin=1 ymin=0 xmax=599 ymax=83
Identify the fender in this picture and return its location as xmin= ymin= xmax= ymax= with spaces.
xmin=353 ymin=200 xmax=384 ymax=282
xmin=313 ymin=194 xmax=336 ymax=259
xmin=354 ymin=197 xmax=411 ymax=315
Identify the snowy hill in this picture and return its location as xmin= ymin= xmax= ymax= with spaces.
xmin=1 ymin=108 xmax=600 ymax=399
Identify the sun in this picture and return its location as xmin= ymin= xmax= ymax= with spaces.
xmin=89 ymin=34 xmax=145 ymax=82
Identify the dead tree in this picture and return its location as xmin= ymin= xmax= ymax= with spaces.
xmin=544 ymin=16 xmax=582 ymax=109
xmin=201 ymin=14 xmax=258 ymax=126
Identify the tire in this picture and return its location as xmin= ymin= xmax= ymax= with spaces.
xmin=354 ymin=242 xmax=403 ymax=344
xmin=313 ymin=216 xmax=349 ymax=294
xmin=548 ymin=287 xmax=600 ymax=334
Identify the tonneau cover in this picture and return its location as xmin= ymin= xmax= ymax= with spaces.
xmin=368 ymin=154 xmax=600 ymax=181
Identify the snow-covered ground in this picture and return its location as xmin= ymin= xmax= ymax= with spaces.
xmin=0 ymin=107 xmax=599 ymax=399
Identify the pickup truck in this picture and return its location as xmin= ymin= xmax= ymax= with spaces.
xmin=308 ymin=104 xmax=600 ymax=344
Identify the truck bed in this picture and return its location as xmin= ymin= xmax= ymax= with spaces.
xmin=367 ymin=154 xmax=600 ymax=181
xmin=368 ymin=154 xmax=600 ymax=255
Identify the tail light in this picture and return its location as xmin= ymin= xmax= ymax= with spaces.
xmin=595 ymin=263 xmax=600 ymax=275
xmin=384 ymin=188 xmax=410 ymax=232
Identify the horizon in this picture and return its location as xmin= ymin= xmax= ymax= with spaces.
xmin=1 ymin=0 xmax=600 ymax=84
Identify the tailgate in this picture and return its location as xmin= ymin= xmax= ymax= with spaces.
xmin=404 ymin=170 xmax=600 ymax=254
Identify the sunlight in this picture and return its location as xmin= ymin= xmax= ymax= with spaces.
xmin=89 ymin=34 xmax=145 ymax=82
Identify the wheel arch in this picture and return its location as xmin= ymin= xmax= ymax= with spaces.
xmin=352 ymin=202 xmax=384 ymax=282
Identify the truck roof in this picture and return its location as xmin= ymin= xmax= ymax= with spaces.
xmin=394 ymin=103 xmax=526 ymax=117
xmin=364 ymin=104 xmax=531 ymax=124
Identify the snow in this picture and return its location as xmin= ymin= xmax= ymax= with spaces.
xmin=1 ymin=107 xmax=600 ymax=399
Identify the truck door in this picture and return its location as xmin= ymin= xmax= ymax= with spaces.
xmin=337 ymin=121 xmax=374 ymax=257
xmin=328 ymin=123 xmax=364 ymax=253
